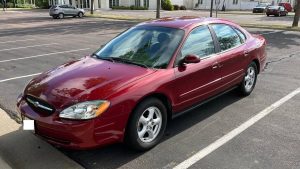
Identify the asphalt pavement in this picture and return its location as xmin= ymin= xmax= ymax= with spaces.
xmin=0 ymin=11 xmax=299 ymax=169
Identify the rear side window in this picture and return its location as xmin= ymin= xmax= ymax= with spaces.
xmin=211 ymin=24 xmax=242 ymax=51
xmin=233 ymin=27 xmax=246 ymax=42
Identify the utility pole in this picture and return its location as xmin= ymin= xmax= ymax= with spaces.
xmin=156 ymin=0 xmax=160 ymax=18
xmin=210 ymin=0 xmax=213 ymax=17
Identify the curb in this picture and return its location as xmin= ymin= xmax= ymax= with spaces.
xmin=0 ymin=108 xmax=84 ymax=169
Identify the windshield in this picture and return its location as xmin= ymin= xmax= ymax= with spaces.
xmin=268 ymin=6 xmax=279 ymax=9
xmin=94 ymin=26 xmax=184 ymax=69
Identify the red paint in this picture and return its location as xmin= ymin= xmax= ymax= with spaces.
xmin=17 ymin=17 xmax=267 ymax=149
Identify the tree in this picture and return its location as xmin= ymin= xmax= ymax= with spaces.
xmin=90 ymin=0 xmax=94 ymax=14
xmin=156 ymin=0 xmax=160 ymax=18
xmin=292 ymin=0 xmax=300 ymax=27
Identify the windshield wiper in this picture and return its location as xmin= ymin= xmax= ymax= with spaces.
xmin=92 ymin=53 xmax=114 ymax=62
xmin=108 ymin=57 xmax=149 ymax=68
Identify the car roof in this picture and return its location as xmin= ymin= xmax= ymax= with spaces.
xmin=136 ymin=16 xmax=236 ymax=30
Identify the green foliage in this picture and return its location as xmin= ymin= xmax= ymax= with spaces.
xmin=35 ymin=0 xmax=49 ymax=8
xmin=180 ymin=5 xmax=186 ymax=10
xmin=173 ymin=4 xmax=179 ymax=10
xmin=162 ymin=0 xmax=173 ymax=11
xmin=111 ymin=5 xmax=148 ymax=10
xmin=15 ymin=3 xmax=35 ymax=8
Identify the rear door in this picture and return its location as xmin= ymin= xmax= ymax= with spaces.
xmin=172 ymin=25 xmax=222 ymax=112
xmin=210 ymin=24 xmax=248 ymax=90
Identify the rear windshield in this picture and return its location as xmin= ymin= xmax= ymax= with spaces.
xmin=268 ymin=6 xmax=279 ymax=9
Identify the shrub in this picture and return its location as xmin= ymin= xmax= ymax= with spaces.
xmin=112 ymin=5 xmax=148 ymax=10
xmin=180 ymin=5 xmax=186 ymax=10
xmin=173 ymin=4 xmax=179 ymax=10
xmin=15 ymin=3 xmax=35 ymax=8
xmin=162 ymin=0 xmax=173 ymax=11
xmin=6 ymin=2 xmax=14 ymax=8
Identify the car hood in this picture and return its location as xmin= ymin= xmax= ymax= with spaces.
xmin=24 ymin=56 xmax=156 ymax=109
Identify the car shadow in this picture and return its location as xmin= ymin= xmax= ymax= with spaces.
xmin=61 ymin=89 xmax=243 ymax=169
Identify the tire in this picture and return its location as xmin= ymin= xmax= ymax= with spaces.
xmin=239 ymin=62 xmax=258 ymax=96
xmin=267 ymin=14 xmax=269 ymax=17
xmin=78 ymin=12 xmax=83 ymax=18
xmin=278 ymin=12 xmax=281 ymax=17
xmin=58 ymin=13 xmax=64 ymax=19
xmin=125 ymin=98 xmax=167 ymax=151
xmin=52 ymin=16 xmax=57 ymax=19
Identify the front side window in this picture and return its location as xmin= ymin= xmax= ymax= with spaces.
xmin=180 ymin=26 xmax=215 ymax=60
xmin=212 ymin=24 xmax=242 ymax=51
xmin=94 ymin=26 xmax=184 ymax=69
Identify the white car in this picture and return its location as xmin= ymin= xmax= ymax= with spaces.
xmin=49 ymin=5 xmax=85 ymax=19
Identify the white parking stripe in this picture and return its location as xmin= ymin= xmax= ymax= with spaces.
xmin=0 ymin=39 xmax=36 ymax=44
xmin=0 ymin=73 xmax=42 ymax=83
xmin=173 ymin=87 xmax=300 ymax=169
xmin=0 ymin=48 xmax=90 ymax=63
xmin=0 ymin=43 xmax=58 ymax=52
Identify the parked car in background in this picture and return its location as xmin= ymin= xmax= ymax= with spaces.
xmin=278 ymin=2 xmax=292 ymax=12
xmin=253 ymin=3 xmax=271 ymax=13
xmin=266 ymin=6 xmax=288 ymax=16
xmin=49 ymin=5 xmax=85 ymax=19
xmin=17 ymin=17 xmax=267 ymax=151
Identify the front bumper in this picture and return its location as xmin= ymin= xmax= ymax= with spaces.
xmin=17 ymin=97 xmax=125 ymax=149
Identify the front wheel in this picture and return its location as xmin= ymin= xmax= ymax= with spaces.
xmin=58 ymin=13 xmax=64 ymax=19
xmin=125 ymin=98 xmax=167 ymax=151
xmin=239 ymin=62 xmax=258 ymax=96
xmin=78 ymin=12 xmax=83 ymax=18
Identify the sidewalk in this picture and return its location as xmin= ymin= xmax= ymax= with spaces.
xmin=0 ymin=108 xmax=84 ymax=169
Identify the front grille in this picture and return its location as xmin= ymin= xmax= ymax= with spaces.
xmin=25 ymin=95 xmax=55 ymax=115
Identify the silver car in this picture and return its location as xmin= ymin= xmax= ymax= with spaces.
xmin=49 ymin=5 xmax=85 ymax=19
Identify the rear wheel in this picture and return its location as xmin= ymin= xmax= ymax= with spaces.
xmin=239 ymin=62 xmax=258 ymax=96
xmin=125 ymin=98 xmax=167 ymax=151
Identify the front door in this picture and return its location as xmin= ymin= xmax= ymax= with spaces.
xmin=172 ymin=25 xmax=222 ymax=112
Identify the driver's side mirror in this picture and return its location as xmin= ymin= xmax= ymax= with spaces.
xmin=180 ymin=54 xmax=201 ymax=66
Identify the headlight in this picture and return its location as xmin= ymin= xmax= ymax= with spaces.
xmin=59 ymin=100 xmax=110 ymax=120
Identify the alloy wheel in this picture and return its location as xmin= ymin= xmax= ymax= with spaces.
xmin=244 ymin=66 xmax=256 ymax=92
xmin=137 ymin=106 xmax=162 ymax=143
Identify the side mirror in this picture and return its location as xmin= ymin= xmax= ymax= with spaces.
xmin=181 ymin=54 xmax=200 ymax=66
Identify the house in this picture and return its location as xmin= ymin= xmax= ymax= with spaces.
xmin=194 ymin=0 xmax=296 ymax=10
xmin=48 ymin=0 xmax=296 ymax=10
xmin=49 ymin=0 xmax=154 ymax=10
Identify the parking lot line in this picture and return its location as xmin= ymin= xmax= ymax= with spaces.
xmin=0 ymin=73 xmax=42 ymax=83
xmin=173 ymin=86 xmax=300 ymax=169
xmin=0 ymin=43 xmax=58 ymax=52
xmin=0 ymin=48 xmax=90 ymax=63
xmin=0 ymin=39 xmax=36 ymax=44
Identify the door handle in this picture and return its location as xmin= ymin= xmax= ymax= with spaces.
xmin=244 ymin=50 xmax=250 ymax=56
xmin=212 ymin=62 xmax=219 ymax=69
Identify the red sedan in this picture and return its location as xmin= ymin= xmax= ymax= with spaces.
xmin=266 ymin=6 xmax=288 ymax=16
xmin=17 ymin=17 xmax=267 ymax=151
